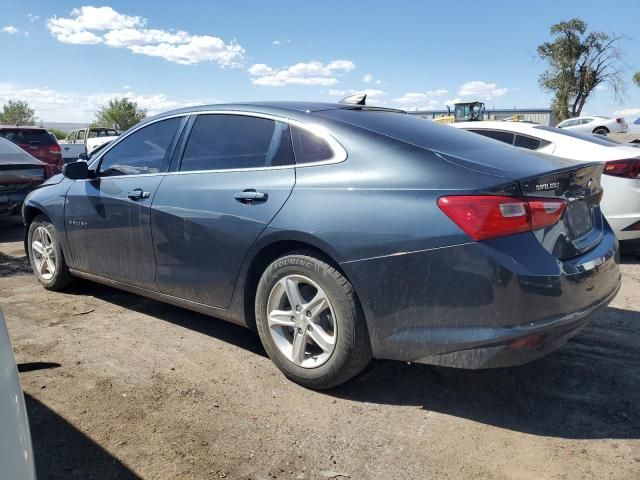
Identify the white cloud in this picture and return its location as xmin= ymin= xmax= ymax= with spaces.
xmin=46 ymin=6 xmax=244 ymax=66
xmin=248 ymin=60 xmax=356 ymax=87
xmin=458 ymin=81 xmax=508 ymax=99
xmin=392 ymin=90 xmax=448 ymax=109
xmin=0 ymin=83 xmax=218 ymax=122
xmin=272 ymin=39 xmax=290 ymax=45
xmin=363 ymin=74 xmax=373 ymax=83
xmin=2 ymin=26 xmax=19 ymax=34
xmin=28 ymin=14 xmax=40 ymax=23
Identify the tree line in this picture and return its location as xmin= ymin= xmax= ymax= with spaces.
xmin=1 ymin=17 xmax=639 ymax=128
xmin=0 ymin=97 xmax=147 ymax=134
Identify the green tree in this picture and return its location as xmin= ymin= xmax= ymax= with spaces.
xmin=93 ymin=97 xmax=147 ymax=131
xmin=48 ymin=128 xmax=68 ymax=140
xmin=537 ymin=18 xmax=626 ymax=121
xmin=634 ymin=72 xmax=640 ymax=88
xmin=0 ymin=99 xmax=37 ymax=125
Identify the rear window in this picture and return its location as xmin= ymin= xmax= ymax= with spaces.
xmin=534 ymin=126 xmax=617 ymax=146
xmin=88 ymin=129 xmax=118 ymax=138
xmin=291 ymin=126 xmax=334 ymax=164
xmin=0 ymin=128 xmax=56 ymax=145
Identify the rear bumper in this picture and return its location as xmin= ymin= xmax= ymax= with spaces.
xmin=342 ymin=224 xmax=621 ymax=367
xmin=0 ymin=191 xmax=28 ymax=216
xmin=413 ymin=283 xmax=618 ymax=368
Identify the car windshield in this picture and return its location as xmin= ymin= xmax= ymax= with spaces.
xmin=88 ymin=129 xmax=119 ymax=138
xmin=0 ymin=128 xmax=57 ymax=145
xmin=533 ymin=125 xmax=618 ymax=146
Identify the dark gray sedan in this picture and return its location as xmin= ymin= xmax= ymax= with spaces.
xmin=22 ymin=102 xmax=621 ymax=388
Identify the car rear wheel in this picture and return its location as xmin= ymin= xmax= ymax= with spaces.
xmin=255 ymin=253 xmax=372 ymax=389
xmin=593 ymin=127 xmax=609 ymax=135
xmin=27 ymin=215 xmax=73 ymax=291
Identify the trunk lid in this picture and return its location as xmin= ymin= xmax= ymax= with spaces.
xmin=518 ymin=163 xmax=605 ymax=260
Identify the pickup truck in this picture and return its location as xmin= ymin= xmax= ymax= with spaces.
xmin=59 ymin=127 xmax=119 ymax=163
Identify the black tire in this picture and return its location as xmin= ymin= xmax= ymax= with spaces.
xmin=27 ymin=215 xmax=73 ymax=291
xmin=593 ymin=127 xmax=609 ymax=135
xmin=255 ymin=252 xmax=372 ymax=389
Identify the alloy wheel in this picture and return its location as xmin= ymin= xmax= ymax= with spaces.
xmin=31 ymin=226 xmax=57 ymax=281
xmin=266 ymin=274 xmax=337 ymax=368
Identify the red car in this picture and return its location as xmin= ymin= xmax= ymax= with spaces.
xmin=0 ymin=126 xmax=62 ymax=178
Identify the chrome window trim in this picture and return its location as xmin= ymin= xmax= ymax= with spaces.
xmin=88 ymin=110 xmax=347 ymax=176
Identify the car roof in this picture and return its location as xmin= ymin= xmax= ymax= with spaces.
xmin=0 ymin=125 xmax=47 ymax=130
xmin=141 ymin=101 xmax=404 ymax=126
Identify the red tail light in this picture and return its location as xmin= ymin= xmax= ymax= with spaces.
xmin=49 ymin=145 xmax=61 ymax=155
xmin=603 ymin=159 xmax=640 ymax=179
xmin=437 ymin=195 xmax=567 ymax=241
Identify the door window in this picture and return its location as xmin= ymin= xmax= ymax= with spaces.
xmin=67 ymin=131 xmax=77 ymax=143
xmin=77 ymin=130 xmax=85 ymax=142
xmin=180 ymin=114 xmax=294 ymax=171
xmin=98 ymin=117 xmax=181 ymax=176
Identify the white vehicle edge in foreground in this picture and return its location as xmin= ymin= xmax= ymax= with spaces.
xmin=0 ymin=310 xmax=36 ymax=480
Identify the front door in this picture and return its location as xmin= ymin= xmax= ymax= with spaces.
xmin=152 ymin=113 xmax=296 ymax=308
xmin=65 ymin=117 xmax=183 ymax=289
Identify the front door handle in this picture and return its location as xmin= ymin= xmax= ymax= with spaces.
xmin=127 ymin=188 xmax=150 ymax=201
xmin=233 ymin=189 xmax=268 ymax=205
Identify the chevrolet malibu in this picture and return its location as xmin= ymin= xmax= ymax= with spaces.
xmin=22 ymin=102 xmax=621 ymax=389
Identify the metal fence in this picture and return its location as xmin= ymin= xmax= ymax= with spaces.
xmin=408 ymin=108 xmax=555 ymax=126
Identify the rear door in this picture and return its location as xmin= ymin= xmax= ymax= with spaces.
xmin=65 ymin=117 xmax=183 ymax=289
xmin=152 ymin=113 xmax=296 ymax=308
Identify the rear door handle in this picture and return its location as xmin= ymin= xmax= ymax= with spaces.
xmin=127 ymin=188 xmax=150 ymax=201
xmin=233 ymin=189 xmax=268 ymax=204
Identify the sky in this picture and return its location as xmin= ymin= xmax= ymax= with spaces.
xmin=1 ymin=0 xmax=639 ymax=123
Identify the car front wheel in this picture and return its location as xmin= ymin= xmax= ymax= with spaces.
xmin=27 ymin=215 xmax=73 ymax=291
xmin=255 ymin=253 xmax=372 ymax=389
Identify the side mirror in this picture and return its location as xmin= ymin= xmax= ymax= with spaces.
xmin=78 ymin=152 xmax=89 ymax=161
xmin=62 ymin=160 xmax=89 ymax=180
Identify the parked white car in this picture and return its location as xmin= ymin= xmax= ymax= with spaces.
xmin=0 ymin=310 xmax=36 ymax=480
xmin=556 ymin=116 xmax=628 ymax=135
xmin=59 ymin=127 xmax=119 ymax=163
xmin=451 ymin=121 xmax=640 ymax=241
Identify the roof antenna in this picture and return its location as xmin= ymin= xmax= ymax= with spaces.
xmin=339 ymin=92 xmax=367 ymax=105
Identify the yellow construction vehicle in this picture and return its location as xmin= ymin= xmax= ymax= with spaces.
xmin=434 ymin=101 xmax=486 ymax=124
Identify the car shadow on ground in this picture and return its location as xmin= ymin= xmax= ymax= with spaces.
xmin=67 ymin=281 xmax=267 ymax=358
xmin=25 ymin=394 xmax=141 ymax=479
xmin=68 ymin=279 xmax=639 ymax=441
xmin=332 ymin=306 xmax=640 ymax=440
xmin=0 ymin=216 xmax=24 ymax=243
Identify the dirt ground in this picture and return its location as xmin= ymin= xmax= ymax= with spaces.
xmin=0 ymin=216 xmax=639 ymax=480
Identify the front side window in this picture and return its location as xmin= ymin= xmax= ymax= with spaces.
xmin=67 ymin=131 xmax=77 ymax=142
xmin=290 ymin=126 xmax=334 ymax=164
xmin=77 ymin=130 xmax=85 ymax=142
xmin=180 ymin=114 xmax=294 ymax=172
xmin=99 ymin=117 xmax=181 ymax=176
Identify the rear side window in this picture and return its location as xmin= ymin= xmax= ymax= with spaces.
xmin=99 ymin=117 xmax=181 ymax=176
xmin=514 ymin=135 xmax=541 ymax=150
xmin=534 ymin=126 xmax=617 ymax=146
xmin=470 ymin=129 xmax=515 ymax=145
xmin=290 ymin=126 xmax=334 ymax=164
xmin=180 ymin=114 xmax=294 ymax=172
xmin=0 ymin=128 xmax=57 ymax=145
